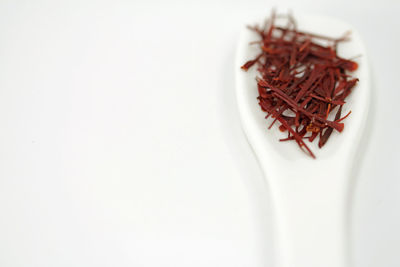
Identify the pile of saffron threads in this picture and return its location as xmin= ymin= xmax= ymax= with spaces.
xmin=241 ymin=12 xmax=359 ymax=158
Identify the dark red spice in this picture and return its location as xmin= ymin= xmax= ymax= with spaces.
xmin=241 ymin=12 xmax=359 ymax=158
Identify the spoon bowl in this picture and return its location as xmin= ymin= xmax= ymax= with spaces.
xmin=235 ymin=13 xmax=370 ymax=267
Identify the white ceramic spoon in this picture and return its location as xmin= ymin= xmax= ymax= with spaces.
xmin=235 ymin=14 xmax=370 ymax=267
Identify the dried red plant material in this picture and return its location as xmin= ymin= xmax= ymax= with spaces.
xmin=241 ymin=12 xmax=359 ymax=158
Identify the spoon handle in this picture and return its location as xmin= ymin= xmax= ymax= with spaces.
xmin=266 ymin=165 xmax=350 ymax=267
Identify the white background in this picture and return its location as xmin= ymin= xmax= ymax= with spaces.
xmin=0 ymin=0 xmax=399 ymax=266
